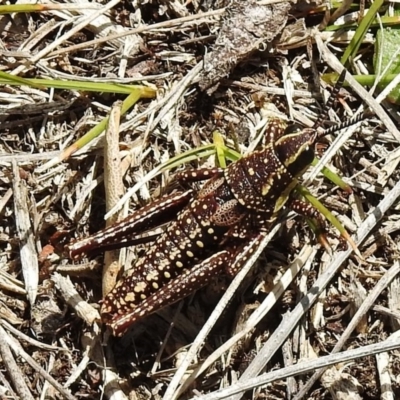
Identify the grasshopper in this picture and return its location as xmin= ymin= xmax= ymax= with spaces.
xmin=67 ymin=71 xmax=362 ymax=336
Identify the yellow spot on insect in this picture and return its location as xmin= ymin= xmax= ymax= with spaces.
xmin=176 ymin=261 xmax=184 ymax=268
xmin=164 ymin=271 xmax=171 ymax=278
xmin=262 ymin=182 xmax=272 ymax=195
xmin=146 ymin=271 xmax=159 ymax=281
xmin=187 ymin=250 xmax=194 ymax=257
xmin=202 ymin=204 xmax=208 ymax=210
xmin=248 ymin=168 xmax=255 ymax=176
xmin=208 ymin=228 xmax=214 ymax=234
xmin=175 ymin=229 xmax=181 ymax=236
xmin=191 ymin=172 xmax=197 ymax=177
xmin=186 ymin=218 xmax=192 ymax=224
xmin=125 ymin=293 xmax=135 ymax=302
xmin=134 ymin=282 xmax=147 ymax=292
xmin=196 ymin=240 xmax=204 ymax=248
xmin=118 ymin=298 xmax=126 ymax=305
xmin=140 ymin=294 xmax=146 ymax=300
xmin=152 ymin=282 xmax=159 ymax=289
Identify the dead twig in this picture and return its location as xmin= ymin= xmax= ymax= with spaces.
xmin=0 ymin=325 xmax=34 ymax=400
xmin=52 ymin=273 xmax=101 ymax=327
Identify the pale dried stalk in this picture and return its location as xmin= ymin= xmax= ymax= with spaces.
xmin=12 ymin=160 xmax=38 ymax=305
xmin=0 ymin=325 xmax=77 ymax=400
xmin=52 ymin=273 xmax=100 ymax=326
xmin=103 ymin=100 xmax=125 ymax=297
xmin=294 ymin=261 xmax=400 ymax=399
xmin=388 ymin=276 xmax=400 ymax=331
xmin=376 ymin=351 xmax=394 ymax=400
xmin=105 ymin=62 xmax=203 ymax=220
xmin=193 ymin=336 xmax=400 ymax=400
xmin=226 ymin=179 xmax=400 ymax=400
xmin=49 ymin=9 xmax=224 ymax=57
xmin=0 ymin=188 xmax=12 ymax=214
xmin=177 ymin=245 xmax=316 ymax=396
xmin=315 ymin=33 xmax=400 ymax=142
xmin=0 ymin=325 xmax=34 ymax=400
xmin=41 ymin=352 xmax=56 ymax=400
xmin=0 ymin=319 xmax=62 ymax=352
xmin=100 ymin=101 xmax=129 ymax=400
xmin=81 ymin=331 xmax=128 ymax=400
xmin=12 ymin=0 xmax=123 ymax=76
xmin=64 ymin=340 xmax=92 ymax=389
xmin=163 ymin=224 xmax=281 ymax=400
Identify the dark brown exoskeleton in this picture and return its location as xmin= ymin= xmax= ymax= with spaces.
xmin=67 ymin=71 xmax=362 ymax=336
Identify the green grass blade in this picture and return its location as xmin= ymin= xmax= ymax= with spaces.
xmin=72 ymin=90 xmax=146 ymax=152
xmin=340 ymin=0 xmax=385 ymax=66
xmin=0 ymin=71 xmax=45 ymax=90
xmin=324 ymin=72 xmax=400 ymax=86
xmin=325 ymin=15 xmax=400 ymax=31
xmin=296 ymin=184 xmax=349 ymax=239
xmin=311 ymin=158 xmax=352 ymax=192
xmin=213 ymin=131 xmax=227 ymax=168
xmin=160 ymin=146 xmax=218 ymax=172
xmin=0 ymin=77 xmax=156 ymax=96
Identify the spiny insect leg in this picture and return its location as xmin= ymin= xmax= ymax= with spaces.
xmin=288 ymin=198 xmax=325 ymax=227
xmin=288 ymin=198 xmax=331 ymax=252
xmin=175 ymin=167 xmax=223 ymax=184
xmin=107 ymin=250 xmax=231 ymax=336
xmin=289 ymin=198 xmax=359 ymax=255
xmin=225 ymin=230 xmax=269 ymax=277
xmin=67 ymin=190 xmax=193 ymax=258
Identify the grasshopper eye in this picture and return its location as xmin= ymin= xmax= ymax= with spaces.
xmin=284 ymin=124 xmax=302 ymax=136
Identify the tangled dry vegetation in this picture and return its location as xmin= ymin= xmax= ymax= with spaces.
xmin=1 ymin=0 xmax=400 ymax=399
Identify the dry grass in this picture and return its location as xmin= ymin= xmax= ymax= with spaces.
xmin=1 ymin=1 xmax=400 ymax=399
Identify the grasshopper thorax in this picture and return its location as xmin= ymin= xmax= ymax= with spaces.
xmin=274 ymin=125 xmax=317 ymax=178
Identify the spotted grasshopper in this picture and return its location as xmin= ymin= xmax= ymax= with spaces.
xmin=67 ymin=71 xmax=362 ymax=336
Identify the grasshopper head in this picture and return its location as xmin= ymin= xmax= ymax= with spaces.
xmin=274 ymin=124 xmax=317 ymax=177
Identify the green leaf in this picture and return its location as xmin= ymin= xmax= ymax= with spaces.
xmin=374 ymin=6 xmax=400 ymax=103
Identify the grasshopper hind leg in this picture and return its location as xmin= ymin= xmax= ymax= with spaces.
xmin=105 ymin=250 xmax=231 ymax=336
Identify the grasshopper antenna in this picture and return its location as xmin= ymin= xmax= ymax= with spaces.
xmin=321 ymin=112 xmax=367 ymax=138
xmin=313 ymin=69 xmax=370 ymax=139
xmin=312 ymin=70 xmax=347 ymax=130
